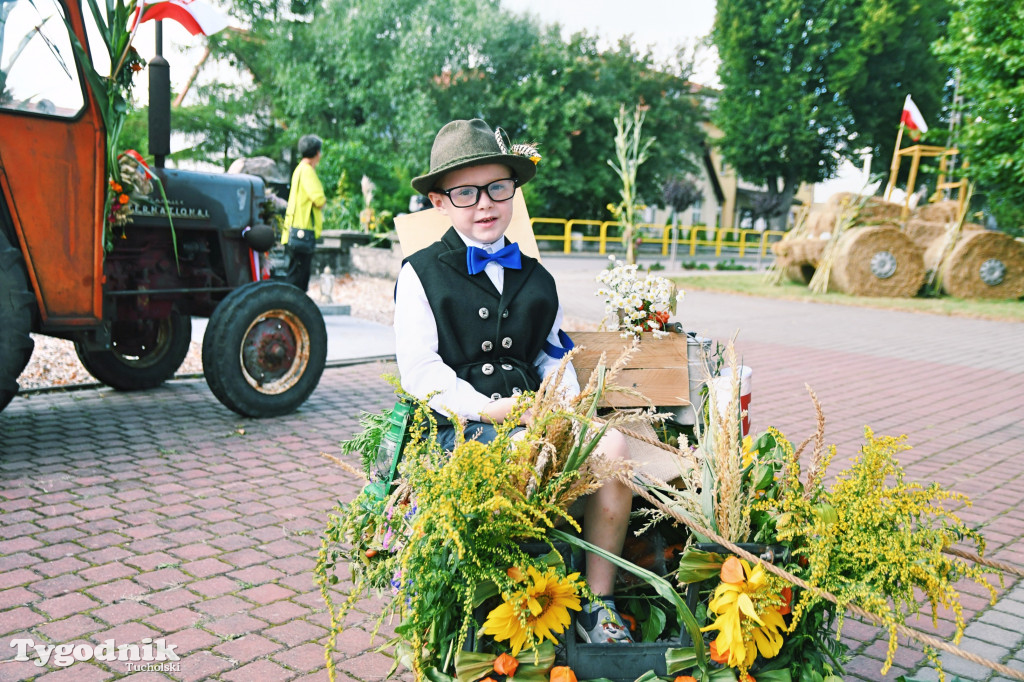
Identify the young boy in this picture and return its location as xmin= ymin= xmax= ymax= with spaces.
xmin=394 ymin=118 xmax=633 ymax=644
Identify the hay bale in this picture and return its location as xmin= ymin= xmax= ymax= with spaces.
xmin=828 ymin=226 xmax=925 ymax=297
xmin=771 ymin=237 xmax=827 ymax=267
xmin=784 ymin=264 xmax=815 ymax=285
xmin=906 ymin=219 xmax=950 ymax=249
xmin=825 ymin=193 xmax=903 ymax=223
xmin=906 ymin=219 xmax=984 ymax=250
xmin=929 ymin=231 xmax=1024 ymax=299
xmin=914 ymin=200 xmax=960 ymax=223
xmin=770 ymin=239 xmax=797 ymax=265
xmin=803 ymin=238 xmax=827 ymax=264
xmin=805 ymin=209 xmax=839 ymax=237
xmin=857 ymin=197 xmax=905 ymax=224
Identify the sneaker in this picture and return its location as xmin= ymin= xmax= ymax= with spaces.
xmin=575 ymin=601 xmax=634 ymax=644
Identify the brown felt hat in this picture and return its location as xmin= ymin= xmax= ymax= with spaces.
xmin=411 ymin=119 xmax=539 ymax=195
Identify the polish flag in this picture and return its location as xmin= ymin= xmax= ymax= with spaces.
xmin=133 ymin=0 xmax=230 ymax=36
xmin=901 ymin=94 xmax=929 ymax=141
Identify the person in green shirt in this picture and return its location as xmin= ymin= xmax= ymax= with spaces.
xmin=282 ymin=134 xmax=326 ymax=291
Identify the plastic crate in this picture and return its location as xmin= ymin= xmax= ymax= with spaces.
xmin=564 ymin=542 xmax=787 ymax=681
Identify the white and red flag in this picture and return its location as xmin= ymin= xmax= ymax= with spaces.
xmin=132 ymin=0 xmax=230 ymax=36
xmin=900 ymin=94 xmax=929 ymax=141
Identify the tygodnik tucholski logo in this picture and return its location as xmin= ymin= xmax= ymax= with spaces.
xmin=10 ymin=637 xmax=181 ymax=672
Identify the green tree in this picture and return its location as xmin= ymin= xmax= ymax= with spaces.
xmin=712 ymin=0 xmax=953 ymax=225
xmin=935 ymin=0 xmax=1024 ymax=235
xmin=185 ymin=0 xmax=704 ymax=222
xmin=832 ymin=0 xmax=952 ymax=176
xmin=173 ymin=83 xmax=271 ymax=168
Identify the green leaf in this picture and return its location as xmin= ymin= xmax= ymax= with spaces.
xmin=665 ymin=646 xmax=697 ymax=675
xmin=640 ymin=604 xmax=667 ymax=642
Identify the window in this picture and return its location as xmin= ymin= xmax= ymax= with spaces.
xmin=690 ymin=197 xmax=703 ymax=226
xmin=1 ymin=0 xmax=85 ymax=117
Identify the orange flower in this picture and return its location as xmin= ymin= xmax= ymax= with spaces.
xmin=709 ymin=640 xmax=729 ymax=664
xmin=109 ymin=181 xmax=122 ymax=193
xmin=673 ymin=677 xmax=698 ymax=682
xmin=507 ymin=566 xmax=525 ymax=582
xmin=720 ymin=556 xmax=744 ymax=584
xmin=118 ymin=194 xmax=130 ymax=205
xmin=550 ymin=666 xmax=577 ymax=682
xmin=493 ymin=653 xmax=518 ymax=677
xmin=779 ymin=587 xmax=792 ymax=616
xmin=480 ymin=678 xmax=498 ymax=682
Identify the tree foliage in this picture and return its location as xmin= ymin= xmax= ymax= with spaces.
xmin=712 ymin=0 xmax=953 ymax=222
xmin=935 ymin=0 xmax=1024 ymax=235
xmin=174 ymin=0 xmax=703 ymax=222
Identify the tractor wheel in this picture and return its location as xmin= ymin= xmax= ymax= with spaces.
xmin=74 ymin=313 xmax=192 ymax=390
xmin=0 ymin=232 xmax=35 ymax=412
xmin=202 ymin=281 xmax=326 ymax=418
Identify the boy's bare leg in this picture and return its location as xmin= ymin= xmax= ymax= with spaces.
xmin=582 ymin=429 xmax=632 ymax=595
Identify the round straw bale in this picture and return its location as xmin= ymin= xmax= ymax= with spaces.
xmin=932 ymin=231 xmax=1024 ymax=299
xmin=914 ymin=199 xmax=960 ymax=223
xmin=908 ymin=220 xmax=985 ymax=251
xmin=828 ymin=226 xmax=925 ymax=297
xmin=785 ymin=264 xmax=815 ymax=285
xmin=771 ymin=238 xmax=826 ymax=267
xmin=906 ymin=219 xmax=951 ymax=249
xmin=803 ymin=238 xmax=827 ymax=264
xmin=856 ymin=196 xmax=905 ymax=224
xmin=806 ymin=209 xmax=839 ymax=237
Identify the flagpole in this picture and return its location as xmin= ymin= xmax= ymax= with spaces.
xmin=884 ymin=122 xmax=905 ymax=202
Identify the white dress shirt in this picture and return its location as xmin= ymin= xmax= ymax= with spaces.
xmin=394 ymin=231 xmax=579 ymax=420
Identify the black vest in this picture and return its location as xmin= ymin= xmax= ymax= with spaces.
xmin=408 ymin=227 xmax=559 ymax=400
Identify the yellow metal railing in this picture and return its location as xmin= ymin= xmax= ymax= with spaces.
xmin=531 ymin=219 xmax=786 ymax=259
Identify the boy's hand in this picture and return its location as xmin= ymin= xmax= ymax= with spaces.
xmin=481 ymin=397 xmax=522 ymax=425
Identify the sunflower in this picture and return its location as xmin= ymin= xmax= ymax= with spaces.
xmin=700 ymin=557 xmax=787 ymax=673
xmin=481 ymin=566 xmax=583 ymax=655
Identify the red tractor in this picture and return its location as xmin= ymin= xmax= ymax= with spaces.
xmin=0 ymin=0 xmax=326 ymax=416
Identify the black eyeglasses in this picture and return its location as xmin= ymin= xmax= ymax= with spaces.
xmin=436 ymin=178 xmax=517 ymax=208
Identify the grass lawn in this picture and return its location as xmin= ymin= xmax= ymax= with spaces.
xmin=668 ymin=271 xmax=1024 ymax=322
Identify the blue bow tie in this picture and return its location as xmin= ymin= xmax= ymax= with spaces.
xmin=466 ymin=243 xmax=522 ymax=275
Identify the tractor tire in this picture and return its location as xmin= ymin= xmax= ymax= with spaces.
xmin=0 ymin=232 xmax=35 ymax=412
xmin=74 ymin=313 xmax=192 ymax=390
xmin=202 ymin=281 xmax=326 ymax=418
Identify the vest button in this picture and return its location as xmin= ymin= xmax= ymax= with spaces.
xmin=478 ymin=307 xmax=489 ymax=319
xmin=490 ymin=392 xmax=502 ymax=400
xmin=501 ymin=337 xmax=512 ymax=349
xmin=501 ymin=363 xmax=513 ymax=371
xmin=482 ymin=341 xmax=493 ymax=352
xmin=501 ymin=309 xmax=509 ymax=318
xmin=512 ymin=387 xmax=522 ymax=396
xmin=482 ymin=363 xmax=494 ymax=375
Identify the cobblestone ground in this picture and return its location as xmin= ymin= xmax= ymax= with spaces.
xmin=2 ymin=307 xmax=1024 ymax=680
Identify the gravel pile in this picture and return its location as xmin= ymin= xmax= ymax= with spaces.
xmin=17 ymin=272 xmax=596 ymax=392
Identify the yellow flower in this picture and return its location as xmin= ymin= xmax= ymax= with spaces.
xmin=700 ymin=558 xmax=787 ymax=671
xmin=481 ymin=566 xmax=582 ymax=656
xmin=741 ymin=435 xmax=755 ymax=467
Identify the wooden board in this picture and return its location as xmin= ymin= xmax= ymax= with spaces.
xmin=569 ymin=331 xmax=690 ymax=407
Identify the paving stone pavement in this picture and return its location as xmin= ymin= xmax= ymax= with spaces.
xmin=2 ymin=262 xmax=1023 ymax=681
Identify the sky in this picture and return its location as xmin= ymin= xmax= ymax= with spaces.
xmin=500 ymin=0 xmax=720 ymax=85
